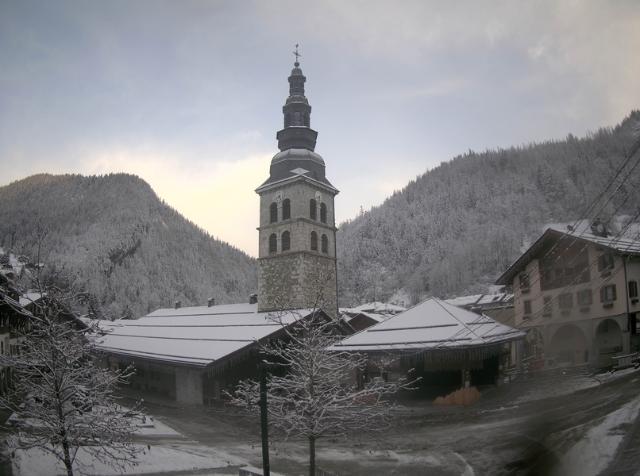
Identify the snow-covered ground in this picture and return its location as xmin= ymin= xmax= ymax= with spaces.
xmin=10 ymin=411 xmax=248 ymax=476
xmin=12 ymin=444 xmax=244 ymax=476
xmin=549 ymin=394 xmax=640 ymax=476
xmin=512 ymin=366 xmax=640 ymax=405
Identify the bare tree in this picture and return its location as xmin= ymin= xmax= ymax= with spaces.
xmin=231 ymin=310 xmax=413 ymax=476
xmin=0 ymin=286 xmax=141 ymax=476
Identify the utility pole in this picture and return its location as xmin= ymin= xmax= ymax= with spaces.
xmin=260 ymin=363 xmax=270 ymax=476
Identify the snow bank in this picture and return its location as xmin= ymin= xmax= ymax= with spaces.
xmin=550 ymin=395 xmax=640 ymax=476
xmin=13 ymin=444 xmax=244 ymax=475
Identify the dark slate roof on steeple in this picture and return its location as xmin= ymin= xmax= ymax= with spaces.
xmin=256 ymin=148 xmax=337 ymax=193
xmin=276 ymin=57 xmax=318 ymax=152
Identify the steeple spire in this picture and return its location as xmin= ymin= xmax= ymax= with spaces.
xmin=293 ymin=43 xmax=301 ymax=66
xmin=276 ymin=44 xmax=318 ymax=151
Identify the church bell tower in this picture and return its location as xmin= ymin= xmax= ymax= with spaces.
xmin=256 ymin=48 xmax=339 ymax=317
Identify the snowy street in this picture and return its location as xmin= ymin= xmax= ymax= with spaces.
xmin=107 ymin=368 xmax=640 ymax=476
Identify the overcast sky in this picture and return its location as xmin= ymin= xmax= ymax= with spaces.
xmin=1 ymin=1 xmax=639 ymax=256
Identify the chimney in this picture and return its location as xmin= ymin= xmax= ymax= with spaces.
xmin=174 ymin=300 xmax=181 ymax=309
xmin=590 ymin=218 xmax=608 ymax=237
xmin=249 ymin=293 xmax=258 ymax=304
xmin=207 ymin=297 xmax=215 ymax=307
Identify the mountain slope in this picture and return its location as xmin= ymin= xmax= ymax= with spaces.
xmin=337 ymin=111 xmax=640 ymax=306
xmin=0 ymin=173 xmax=257 ymax=318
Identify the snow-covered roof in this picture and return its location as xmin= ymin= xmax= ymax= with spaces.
xmin=329 ymin=298 xmax=524 ymax=352
xmin=95 ymin=303 xmax=313 ymax=368
xmin=443 ymin=294 xmax=483 ymax=307
xmin=19 ymin=292 xmax=44 ymax=308
xmin=349 ymin=302 xmax=407 ymax=314
xmin=343 ymin=311 xmax=388 ymax=324
xmin=496 ymin=226 xmax=640 ymax=285
xmin=546 ymin=226 xmax=640 ymax=254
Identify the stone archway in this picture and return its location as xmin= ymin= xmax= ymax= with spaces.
xmin=595 ymin=319 xmax=623 ymax=368
xmin=549 ymin=324 xmax=588 ymax=365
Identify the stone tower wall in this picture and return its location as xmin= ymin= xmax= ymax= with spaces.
xmin=258 ymin=252 xmax=337 ymax=318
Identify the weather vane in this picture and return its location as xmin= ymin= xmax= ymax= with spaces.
xmin=293 ymin=43 xmax=301 ymax=64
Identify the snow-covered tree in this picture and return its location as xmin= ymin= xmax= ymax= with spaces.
xmin=0 ymin=288 xmax=140 ymax=476
xmin=231 ymin=310 xmax=413 ymax=476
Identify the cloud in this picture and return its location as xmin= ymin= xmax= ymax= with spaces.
xmin=80 ymin=146 xmax=271 ymax=257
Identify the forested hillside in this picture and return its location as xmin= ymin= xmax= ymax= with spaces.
xmin=0 ymin=174 xmax=257 ymax=318
xmin=337 ymin=111 xmax=640 ymax=306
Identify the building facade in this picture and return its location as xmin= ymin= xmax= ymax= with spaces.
xmin=256 ymin=58 xmax=339 ymax=317
xmin=496 ymin=227 xmax=640 ymax=369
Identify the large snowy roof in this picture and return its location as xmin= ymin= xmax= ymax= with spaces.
xmin=496 ymin=227 xmax=640 ymax=285
xmin=95 ymin=303 xmax=313 ymax=368
xmin=329 ymin=298 xmax=524 ymax=352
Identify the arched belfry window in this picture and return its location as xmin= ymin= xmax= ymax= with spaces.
xmin=309 ymin=199 xmax=317 ymax=220
xmin=268 ymin=233 xmax=277 ymax=254
xmin=310 ymin=231 xmax=318 ymax=251
xmin=320 ymin=203 xmax=327 ymax=224
xmin=270 ymin=202 xmax=278 ymax=223
xmin=282 ymin=199 xmax=291 ymax=220
xmin=281 ymin=231 xmax=291 ymax=251
xmin=321 ymin=234 xmax=328 ymax=254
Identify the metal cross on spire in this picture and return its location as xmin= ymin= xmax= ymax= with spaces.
xmin=293 ymin=43 xmax=301 ymax=65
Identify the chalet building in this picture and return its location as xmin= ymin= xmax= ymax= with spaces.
xmin=96 ymin=54 xmax=344 ymax=405
xmin=0 ymin=276 xmax=31 ymax=394
xmin=330 ymin=298 xmax=525 ymax=397
xmin=96 ymin=303 xmax=324 ymax=405
xmin=495 ymin=226 xmax=640 ymax=369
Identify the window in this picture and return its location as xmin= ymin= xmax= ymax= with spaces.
xmin=309 ymin=199 xmax=317 ymax=220
xmin=558 ymin=293 xmax=573 ymax=310
xmin=519 ymin=272 xmax=530 ymax=291
xmin=629 ymin=280 xmax=639 ymax=299
xmin=310 ymin=231 xmax=318 ymax=251
xmin=523 ymin=300 xmax=532 ymax=317
xmin=268 ymin=233 xmax=277 ymax=254
xmin=282 ymin=199 xmax=291 ymax=220
xmin=320 ymin=203 xmax=327 ymax=223
xmin=321 ymin=234 xmax=329 ymax=254
xmin=600 ymin=284 xmax=617 ymax=303
xmin=542 ymin=296 xmax=552 ymax=318
xmin=540 ymin=244 xmax=590 ymax=290
xmin=577 ymin=289 xmax=593 ymax=306
xmin=270 ymin=202 xmax=278 ymax=223
xmin=281 ymin=231 xmax=290 ymax=251
xmin=598 ymin=253 xmax=615 ymax=272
